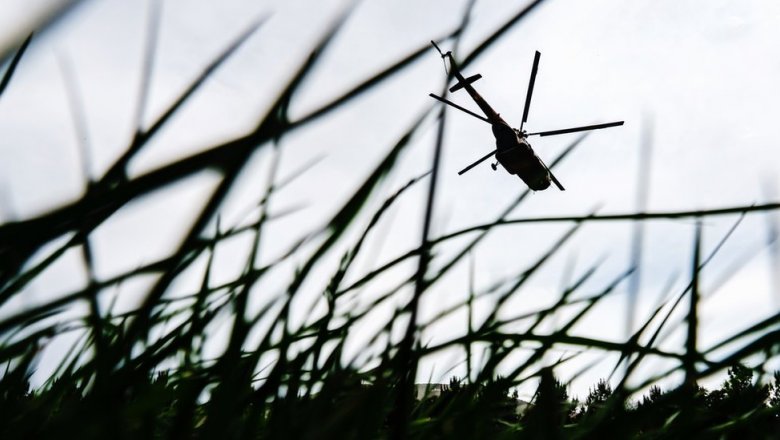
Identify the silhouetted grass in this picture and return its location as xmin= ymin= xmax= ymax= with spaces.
xmin=2 ymin=1 xmax=780 ymax=439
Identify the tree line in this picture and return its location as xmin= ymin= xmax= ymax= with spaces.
xmin=3 ymin=362 xmax=780 ymax=438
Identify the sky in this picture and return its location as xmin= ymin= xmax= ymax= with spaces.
xmin=2 ymin=0 xmax=780 ymax=399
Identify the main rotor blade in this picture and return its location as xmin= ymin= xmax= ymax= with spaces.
xmin=458 ymin=149 xmax=497 ymax=175
xmin=538 ymin=157 xmax=565 ymax=191
xmin=549 ymin=171 xmax=565 ymax=191
xmin=520 ymin=51 xmax=541 ymax=131
xmin=429 ymin=93 xmax=490 ymax=124
xmin=528 ymin=121 xmax=624 ymax=137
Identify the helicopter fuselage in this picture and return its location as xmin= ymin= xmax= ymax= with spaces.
xmin=492 ymin=123 xmax=551 ymax=190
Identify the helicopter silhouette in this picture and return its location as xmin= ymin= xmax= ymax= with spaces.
xmin=429 ymin=41 xmax=623 ymax=191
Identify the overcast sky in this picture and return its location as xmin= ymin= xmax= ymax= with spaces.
xmin=2 ymin=0 xmax=780 ymax=398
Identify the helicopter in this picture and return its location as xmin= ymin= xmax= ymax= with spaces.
xmin=428 ymin=41 xmax=624 ymax=191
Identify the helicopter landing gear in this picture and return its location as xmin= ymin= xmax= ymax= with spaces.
xmin=490 ymin=162 xmax=498 ymax=171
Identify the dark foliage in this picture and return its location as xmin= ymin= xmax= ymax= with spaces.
xmin=3 ymin=364 xmax=780 ymax=438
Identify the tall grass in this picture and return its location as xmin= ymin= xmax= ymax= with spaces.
xmin=2 ymin=1 xmax=780 ymax=438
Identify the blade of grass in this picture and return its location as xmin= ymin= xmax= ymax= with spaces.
xmin=434 ymin=202 xmax=780 ymax=242
xmin=683 ymin=221 xmax=702 ymax=386
xmin=626 ymin=115 xmax=653 ymax=341
xmin=0 ymin=32 xmax=33 ymax=99
xmin=0 ymin=0 xmax=86 ymax=62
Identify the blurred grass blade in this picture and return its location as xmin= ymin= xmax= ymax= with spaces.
xmin=57 ymin=51 xmax=94 ymax=183
xmin=0 ymin=0 xmax=86 ymax=61
xmin=107 ymin=15 xmax=266 ymax=181
xmin=132 ymin=0 xmax=162 ymax=134
xmin=461 ymin=0 xmax=547 ymax=68
xmin=427 ymin=134 xmax=589 ymax=287
xmin=684 ymin=221 xmax=702 ymax=385
xmin=434 ymin=202 xmax=779 ymax=241
xmin=0 ymin=32 xmax=32 ymax=99
xmin=287 ymin=112 xmax=429 ymax=298
xmin=293 ymin=31 xmax=460 ymax=129
xmin=327 ymin=171 xmax=431 ymax=298
xmin=626 ymin=115 xmax=653 ymax=340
